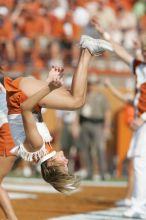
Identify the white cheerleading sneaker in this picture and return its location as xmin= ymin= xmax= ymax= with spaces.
xmin=80 ymin=35 xmax=113 ymax=55
xmin=115 ymin=198 xmax=132 ymax=207
xmin=123 ymin=206 xmax=146 ymax=219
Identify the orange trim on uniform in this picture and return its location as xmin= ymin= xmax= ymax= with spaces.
xmin=32 ymin=143 xmax=54 ymax=163
xmin=4 ymin=77 xmax=27 ymax=114
xmin=124 ymin=104 xmax=134 ymax=124
xmin=4 ymin=77 xmax=40 ymax=114
xmin=132 ymin=60 xmax=146 ymax=116
xmin=138 ymin=83 xmax=146 ymax=115
xmin=45 ymin=142 xmax=54 ymax=153
xmin=132 ymin=59 xmax=143 ymax=75
xmin=0 ymin=123 xmax=15 ymax=157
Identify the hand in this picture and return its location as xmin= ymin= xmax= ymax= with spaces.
xmin=47 ymin=66 xmax=64 ymax=91
xmin=103 ymin=78 xmax=111 ymax=87
xmin=91 ymin=16 xmax=111 ymax=41
xmin=91 ymin=16 xmax=104 ymax=34
xmin=103 ymin=127 xmax=112 ymax=140
xmin=129 ymin=117 xmax=144 ymax=131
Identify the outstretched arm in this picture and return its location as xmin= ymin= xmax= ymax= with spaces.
xmin=104 ymin=78 xmax=133 ymax=103
xmin=21 ymin=73 xmax=63 ymax=150
xmin=91 ymin=17 xmax=133 ymax=66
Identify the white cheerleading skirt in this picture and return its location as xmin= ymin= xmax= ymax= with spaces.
xmin=8 ymin=114 xmax=53 ymax=145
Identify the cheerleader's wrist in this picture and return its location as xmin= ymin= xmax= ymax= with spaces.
xmin=103 ymin=32 xmax=111 ymax=41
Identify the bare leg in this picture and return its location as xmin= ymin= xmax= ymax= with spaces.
xmin=19 ymin=49 xmax=92 ymax=110
xmin=0 ymin=156 xmax=17 ymax=220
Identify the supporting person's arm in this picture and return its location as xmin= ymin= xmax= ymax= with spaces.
xmin=104 ymin=78 xmax=133 ymax=103
xmin=91 ymin=17 xmax=133 ymax=66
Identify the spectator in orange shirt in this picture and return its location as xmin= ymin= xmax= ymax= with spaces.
xmin=61 ymin=11 xmax=81 ymax=65
xmin=0 ymin=0 xmax=15 ymax=10
xmin=14 ymin=5 xmax=51 ymax=64
xmin=0 ymin=6 xmax=15 ymax=65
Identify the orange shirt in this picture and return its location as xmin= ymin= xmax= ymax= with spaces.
xmin=138 ymin=83 xmax=146 ymax=115
xmin=0 ymin=123 xmax=15 ymax=156
xmin=0 ymin=18 xmax=13 ymax=40
xmin=0 ymin=0 xmax=14 ymax=9
xmin=4 ymin=77 xmax=40 ymax=115
xmin=4 ymin=77 xmax=27 ymax=115
xmin=108 ymin=0 xmax=133 ymax=12
xmin=48 ymin=14 xmax=64 ymax=38
xmin=132 ymin=59 xmax=146 ymax=115
xmin=124 ymin=104 xmax=134 ymax=125
xmin=19 ymin=15 xmax=47 ymax=39
xmin=23 ymin=2 xmax=41 ymax=12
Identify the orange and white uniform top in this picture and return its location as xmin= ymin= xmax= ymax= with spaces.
xmin=132 ymin=59 xmax=146 ymax=117
xmin=10 ymin=142 xmax=56 ymax=165
xmin=0 ymin=89 xmax=15 ymax=157
xmin=4 ymin=77 xmax=40 ymax=115
xmin=4 ymin=77 xmax=54 ymax=161
xmin=127 ymin=59 xmax=146 ymax=158
xmin=4 ymin=77 xmax=52 ymax=146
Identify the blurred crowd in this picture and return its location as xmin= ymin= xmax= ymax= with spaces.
xmin=0 ymin=0 xmax=145 ymax=75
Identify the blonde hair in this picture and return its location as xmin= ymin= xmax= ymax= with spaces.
xmin=41 ymin=160 xmax=80 ymax=193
